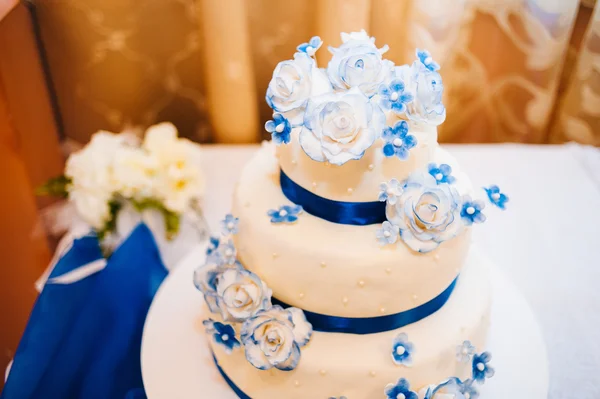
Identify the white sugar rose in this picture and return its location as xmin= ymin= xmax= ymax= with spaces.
xmin=214 ymin=268 xmax=272 ymax=322
xmin=327 ymin=30 xmax=393 ymax=97
xmin=393 ymin=63 xmax=446 ymax=125
xmin=386 ymin=172 xmax=462 ymax=253
xmin=241 ymin=305 xmax=312 ymax=371
xmin=266 ymin=52 xmax=332 ymax=126
xmin=300 ymin=87 xmax=385 ymax=165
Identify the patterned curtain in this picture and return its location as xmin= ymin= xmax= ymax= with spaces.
xmin=33 ymin=0 xmax=599 ymax=145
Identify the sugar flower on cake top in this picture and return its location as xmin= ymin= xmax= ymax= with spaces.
xmin=265 ymin=31 xmax=447 ymax=165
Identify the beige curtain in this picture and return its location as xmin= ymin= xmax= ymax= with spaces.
xmin=34 ymin=0 xmax=599 ymax=145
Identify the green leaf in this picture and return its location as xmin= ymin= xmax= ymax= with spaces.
xmin=36 ymin=175 xmax=71 ymax=198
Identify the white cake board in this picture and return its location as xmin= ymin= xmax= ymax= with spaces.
xmin=141 ymin=246 xmax=549 ymax=399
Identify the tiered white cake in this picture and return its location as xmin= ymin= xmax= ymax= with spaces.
xmin=194 ymin=32 xmax=507 ymax=399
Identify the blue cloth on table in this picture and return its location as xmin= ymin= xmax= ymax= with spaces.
xmin=1 ymin=224 xmax=168 ymax=399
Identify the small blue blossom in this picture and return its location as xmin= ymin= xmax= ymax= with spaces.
xmin=203 ymin=319 xmax=241 ymax=354
xmin=220 ymin=239 xmax=237 ymax=265
xmin=267 ymin=205 xmax=303 ymax=224
xmin=378 ymin=179 xmax=403 ymax=205
xmin=424 ymin=377 xmax=478 ymax=399
xmin=378 ymin=79 xmax=414 ymax=114
xmin=460 ymin=196 xmax=486 ymax=226
xmin=484 ymin=185 xmax=509 ymax=210
xmin=472 ymin=352 xmax=495 ymax=384
xmin=460 ymin=380 xmax=480 ymax=399
xmin=416 ymin=49 xmax=440 ymax=72
xmin=391 ymin=332 xmax=414 ymax=366
xmin=382 ymin=120 xmax=417 ymax=160
xmin=220 ymin=214 xmax=239 ymax=235
xmin=384 ymin=378 xmax=418 ymax=399
xmin=265 ymin=113 xmax=292 ymax=145
xmin=456 ymin=340 xmax=476 ymax=363
xmin=376 ymin=221 xmax=399 ymax=246
xmin=428 ymin=163 xmax=456 ymax=184
xmin=206 ymin=235 xmax=220 ymax=256
xmin=296 ymin=36 xmax=323 ymax=57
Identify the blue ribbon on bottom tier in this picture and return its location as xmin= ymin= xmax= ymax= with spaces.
xmin=213 ymin=354 xmax=252 ymax=399
xmin=272 ymin=276 xmax=459 ymax=335
xmin=280 ymin=169 xmax=386 ymax=225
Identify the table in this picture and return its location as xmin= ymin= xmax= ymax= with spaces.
xmin=199 ymin=143 xmax=600 ymax=399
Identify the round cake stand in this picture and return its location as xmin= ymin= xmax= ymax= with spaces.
xmin=141 ymin=246 xmax=549 ymax=399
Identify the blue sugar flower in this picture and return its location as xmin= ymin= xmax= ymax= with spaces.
xmin=296 ymin=36 xmax=323 ymax=57
xmin=221 ymin=214 xmax=239 ymax=235
xmin=456 ymin=340 xmax=476 ymax=363
xmin=265 ymin=113 xmax=291 ymax=145
xmin=416 ymin=49 xmax=440 ymax=72
xmin=376 ymin=221 xmax=399 ymax=246
xmin=379 ymin=79 xmax=414 ymax=114
xmin=472 ymin=352 xmax=495 ymax=383
xmin=203 ymin=319 xmax=240 ymax=354
xmin=267 ymin=205 xmax=303 ymax=224
xmin=384 ymin=378 xmax=418 ymax=399
xmin=460 ymin=196 xmax=486 ymax=226
xmin=428 ymin=163 xmax=456 ymax=184
xmin=391 ymin=332 xmax=414 ymax=366
xmin=378 ymin=179 xmax=403 ymax=205
xmin=460 ymin=380 xmax=480 ymax=399
xmin=484 ymin=185 xmax=509 ymax=210
xmin=382 ymin=120 xmax=417 ymax=160
xmin=206 ymin=235 xmax=220 ymax=256
xmin=220 ymin=239 xmax=237 ymax=265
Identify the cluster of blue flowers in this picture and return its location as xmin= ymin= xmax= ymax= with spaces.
xmin=194 ymin=214 xmax=313 ymax=372
xmin=385 ymin=341 xmax=494 ymax=399
xmin=264 ymin=31 xmax=447 ymax=166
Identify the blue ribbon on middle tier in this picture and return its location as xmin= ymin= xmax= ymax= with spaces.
xmin=271 ymin=276 xmax=459 ymax=335
xmin=280 ymin=169 xmax=386 ymax=226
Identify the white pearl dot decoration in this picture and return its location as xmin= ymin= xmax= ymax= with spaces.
xmin=385 ymin=267 xmax=392 ymax=274
xmin=357 ymin=280 xmax=365 ymax=288
xmin=320 ymin=261 xmax=327 ymax=268
xmin=396 ymin=346 xmax=406 ymax=355
xmin=368 ymin=164 xmax=374 ymax=171
xmin=492 ymin=193 xmax=500 ymax=200
xmin=342 ymin=296 xmax=349 ymax=305
xmin=272 ymin=252 xmax=278 ymax=259
xmin=324 ymin=161 xmax=330 ymax=167
xmin=319 ymin=369 xmax=327 ymax=376
xmin=244 ymin=201 xmax=251 ymax=207
xmin=347 ymin=188 xmax=353 ymax=194
xmin=298 ymin=292 xmax=305 ymax=299
xmin=369 ymin=370 xmax=377 ymax=377
xmin=433 ymin=254 xmax=440 ymax=261
xmin=294 ymin=380 xmax=300 ymax=387
xmin=311 ymin=181 xmax=317 ymax=189
xmin=466 ymin=206 xmax=475 ymax=215
xmin=412 ymin=294 xmax=418 ymax=300
xmin=291 ymin=159 xmax=298 ymax=165
xmin=379 ymin=307 xmax=386 ymax=314
xmin=476 ymin=362 xmax=485 ymax=371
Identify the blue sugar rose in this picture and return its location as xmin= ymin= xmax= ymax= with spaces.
xmin=300 ymin=87 xmax=385 ymax=165
xmin=327 ymin=30 xmax=394 ymax=97
xmin=385 ymin=172 xmax=462 ymax=253
xmin=241 ymin=305 xmax=312 ymax=371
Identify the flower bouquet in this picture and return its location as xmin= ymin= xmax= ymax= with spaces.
xmin=38 ymin=122 xmax=207 ymax=265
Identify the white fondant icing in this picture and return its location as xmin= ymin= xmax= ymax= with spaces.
xmin=233 ymin=144 xmax=472 ymax=317
xmin=209 ymin=248 xmax=492 ymax=399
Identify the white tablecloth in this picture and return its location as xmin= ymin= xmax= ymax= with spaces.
xmin=199 ymin=143 xmax=600 ymax=399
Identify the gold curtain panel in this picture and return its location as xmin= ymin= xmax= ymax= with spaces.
xmin=33 ymin=0 xmax=600 ymax=145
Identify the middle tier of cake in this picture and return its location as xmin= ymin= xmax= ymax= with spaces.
xmin=232 ymin=143 xmax=473 ymax=318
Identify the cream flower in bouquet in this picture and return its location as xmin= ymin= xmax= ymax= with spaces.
xmin=39 ymin=122 xmax=205 ymax=243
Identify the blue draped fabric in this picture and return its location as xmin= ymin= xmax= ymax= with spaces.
xmin=271 ymin=276 xmax=459 ymax=334
xmin=1 ymin=224 xmax=167 ymax=399
xmin=280 ymin=169 xmax=386 ymax=225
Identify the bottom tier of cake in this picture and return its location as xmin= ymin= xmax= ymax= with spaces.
xmin=208 ymin=248 xmax=492 ymax=399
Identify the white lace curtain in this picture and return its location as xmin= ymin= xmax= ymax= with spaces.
xmin=34 ymin=0 xmax=600 ymax=145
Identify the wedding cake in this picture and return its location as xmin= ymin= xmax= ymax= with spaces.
xmin=194 ymin=31 xmax=508 ymax=399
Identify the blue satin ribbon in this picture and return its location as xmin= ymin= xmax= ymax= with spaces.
xmin=280 ymin=169 xmax=386 ymax=225
xmin=272 ymin=276 xmax=459 ymax=335
xmin=213 ymin=354 xmax=252 ymax=399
